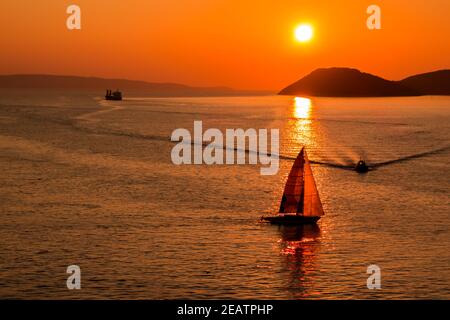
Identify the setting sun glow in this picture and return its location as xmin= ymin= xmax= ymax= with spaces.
xmin=293 ymin=97 xmax=312 ymax=118
xmin=295 ymin=24 xmax=314 ymax=43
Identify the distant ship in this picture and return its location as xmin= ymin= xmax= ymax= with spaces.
xmin=105 ymin=89 xmax=122 ymax=101
xmin=261 ymin=147 xmax=324 ymax=225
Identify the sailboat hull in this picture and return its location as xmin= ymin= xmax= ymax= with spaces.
xmin=261 ymin=215 xmax=321 ymax=225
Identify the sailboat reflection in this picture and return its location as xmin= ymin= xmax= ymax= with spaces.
xmin=278 ymin=224 xmax=320 ymax=253
xmin=277 ymin=224 xmax=321 ymax=298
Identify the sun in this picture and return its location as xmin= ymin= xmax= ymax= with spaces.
xmin=295 ymin=24 xmax=314 ymax=43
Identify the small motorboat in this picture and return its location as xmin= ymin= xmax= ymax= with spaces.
xmin=355 ymin=160 xmax=369 ymax=173
xmin=261 ymin=148 xmax=324 ymax=225
xmin=105 ymin=89 xmax=122 ymax=101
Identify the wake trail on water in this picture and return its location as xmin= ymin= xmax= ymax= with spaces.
xmin=75 ymin=99 xmax=123 ymax=122
xmin=67 ymin=102 xmax=450 ymax=170
xmin=371 ymin=145 xmax=450 ymax=168
xmin=175 ymin=140 xmax=450 ymax=171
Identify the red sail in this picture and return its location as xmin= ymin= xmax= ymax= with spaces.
xmin=279 ymin=148 xmax=324 ymax=217
xmin=279 ymin=148 xmax=305 ymax=214
xmin=302 ymin=150 xmax=324 ymax=217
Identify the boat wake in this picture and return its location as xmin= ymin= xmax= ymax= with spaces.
xmin=371 ymin=145 xmax=450 ymax=168
xmin=28 ymin=100 xmax=447 ymax=172
xmin=289 ymin=145 xmax=450 ymax=170
xmin=75 ymin=98 xmax=123 ymax=122
xmin=177 ymin=141 xmax=450 ymax=171
xmin=50 ymin=115 xmax=450 ymax=171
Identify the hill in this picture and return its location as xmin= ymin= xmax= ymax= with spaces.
xmin=399 ymin=70 xmax=450 ymax=95
xmin=279 ymin=68 xmax=420 ymax=97
xmin=0 ymin=74 xmax=269 ymax=97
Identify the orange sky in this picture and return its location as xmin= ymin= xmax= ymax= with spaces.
xmin=0 ymin=0 xmax=449 ymax=90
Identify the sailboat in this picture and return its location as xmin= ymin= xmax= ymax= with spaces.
xmin=261 ymin=147 xmax=324 ymax=224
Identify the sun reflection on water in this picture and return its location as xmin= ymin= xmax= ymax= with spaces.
xmin=286 ymin=97 xmax=315 ymax=154
xmin=293 ymin=97 xmax=312 ymax=119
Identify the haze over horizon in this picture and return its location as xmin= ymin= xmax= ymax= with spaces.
xmin=1 ymin=0 xmax=449 ymax=90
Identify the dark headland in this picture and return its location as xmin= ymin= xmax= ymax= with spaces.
xmin=0 ymin=74 xmax=270 ymax=97
xmin=279 ymin=68 xmax=450 ymax=97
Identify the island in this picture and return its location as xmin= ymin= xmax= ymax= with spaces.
xmin=279 ymin=68 xmax=450 ymax=97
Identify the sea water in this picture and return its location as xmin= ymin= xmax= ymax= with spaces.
xmin=0 ymin=91 xmax=449 ymax=299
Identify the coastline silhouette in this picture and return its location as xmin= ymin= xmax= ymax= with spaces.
xmin=279 ymin=68 xmax=450 ymax=97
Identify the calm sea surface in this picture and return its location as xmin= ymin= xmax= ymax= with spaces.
xmin=0 ymin=91 xmax=449 ymax=299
